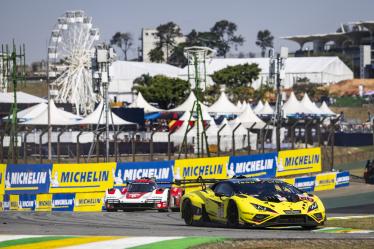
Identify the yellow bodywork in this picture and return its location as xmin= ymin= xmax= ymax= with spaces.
xmin=181 ymin=187 xmax=326 ymax=227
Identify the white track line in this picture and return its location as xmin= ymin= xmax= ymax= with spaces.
xmin=0 ymin=235 xmax=45 ymax=242
xmin=63 ymin=236 xmax=184 ymax=249
xmin=328 ymin=215 xmax=374 ymax=220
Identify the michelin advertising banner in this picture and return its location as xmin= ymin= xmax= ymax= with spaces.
xmin=52 ymin=193 xmax=75 ymax=211
xmin=313 ymin=172 xmax=336 ymax=191
xmin=0 ymin=164 xmax=6 ymax=195
xmin=227 ymin=153 xmax=277 ymax=178
xmin=174 ymin=157 xmax=229 ymax=180
xmin=49 ymin=163 xmax=116 ymax=193
xmin=114 ymin=161 xmax=174 ymax=187
xmin=335 ymin=171 xmax=350 ymax=188
xmin=35 ymin=194 xmax=52 ymax=212
xmin=73 ymin=192 xmax=105 ymax=212
xmin=276 ymin=147 xmax=322 ymax=177
xmin=5 ymin=164 xmax=52 ymax=194
xmin=294 ymin=176 xmax=316 ymax=192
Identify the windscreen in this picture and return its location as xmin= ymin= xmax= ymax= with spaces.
xmin=128 ymin=182 xmax=156 ymax=192
xmin=234 ymin=180 xmax=304 ymax=201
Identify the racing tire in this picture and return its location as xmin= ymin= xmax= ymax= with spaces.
xmin=182 ymin=199 xmax=194 ymax=226
xmin=171 ymin=207 xmax=180 ymax=212
xmin=158 ymin=209 xmax=169 ymax=212
xmin=227 ymin=201 xmax=239 ymax=228
xmin=201 ymin=205 xmax=210 ymax=222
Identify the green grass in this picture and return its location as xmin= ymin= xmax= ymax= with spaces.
xmin=129 ymin=237 xmax=225 ymax=249
xmin=326 ymin=217 xmax=374 ymax=230
xmin=0 ymin=236 xmax=74 ymax=248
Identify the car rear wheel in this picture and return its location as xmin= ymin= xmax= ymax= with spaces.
xmin=227 ymin=201 xmax=239 ymax=228
xmin=182 ymin=199 xmax=194 ymax=225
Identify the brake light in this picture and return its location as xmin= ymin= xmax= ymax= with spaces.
xmin=108 ymin=188 xmax=116 ymax=194
xmin=156 ymin=201 xmax=168 ymax=209
xmin=171 ymin=187 xmax=181 ymax=196
xmin=121 ymin=188 xmax=128 ymax=194
xmin=155 ymin=188 xmax=164 ymax=194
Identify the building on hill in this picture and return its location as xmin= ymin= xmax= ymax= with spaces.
xmin=139 ymin=28 xmax=186 ymax=63
xmin=282 ymin=21 xmax=374 ymax=77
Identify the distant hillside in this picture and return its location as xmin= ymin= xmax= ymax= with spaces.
xmin=329 ymin=79 xmax=374 ymax=97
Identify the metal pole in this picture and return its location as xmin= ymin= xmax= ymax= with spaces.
xmin=131 ymin=132 xmax=135 ymax=162
xmin=168 ymin=131 xmax=172 ymax=161
xmin=47 ymin=49 xmax=52 ymax=162
xmin=217 ymin=124 xmax=226 ymax=157
xmin=104 ymin=82 xmax=109 ymax=162
xmin=39 ymin=129 xmax=48 ymax=164
xmin=57 ymin=128 xmax=66 ymax=163
xmin=247 ymin=123 xmax=256 ymax=155
xmin=150 ymin=130 xmax=156 ymax=161
xmin=275 ymin=55 xmax=282 ymax=152
xmin=76 ymin=130 xmax=84 ymax=163
xmin=23 ymin=129 xmax=32 ymax=164
xmin=114 ymin=131 xmax=119 ymax=162
xmin=232 ymin=123 xmax=241 ymax=156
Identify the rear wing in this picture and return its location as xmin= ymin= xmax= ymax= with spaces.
xmin=118 ymin=176 xmax=223 ymax=190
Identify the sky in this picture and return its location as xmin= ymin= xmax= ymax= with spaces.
xmin=1 ymin=0 xmax=374 ymax=64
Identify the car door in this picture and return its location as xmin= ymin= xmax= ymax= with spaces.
xmin=205 ymin=182 xmax=234 ymax=222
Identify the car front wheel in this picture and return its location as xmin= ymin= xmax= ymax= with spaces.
xmin=182 ymin=199 xmax=194 ymax=225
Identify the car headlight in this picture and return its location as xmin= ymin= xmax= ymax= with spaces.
xmin=251 ymin=203 xmax=276 ymax=213
xmin=308 ymin=202 xmax=318 ymax=212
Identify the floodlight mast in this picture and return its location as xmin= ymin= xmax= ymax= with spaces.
xmin=272 ymin=47 xmax=288 ymax=152
xmin=179 ymin=46 xmax=214 ymax=158
xmin=0 ymin=41 xmax=26 ymax=163
xmin=88 ymin=43 xmax=116 ymax=162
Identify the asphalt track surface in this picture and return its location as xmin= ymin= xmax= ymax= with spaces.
xmin=0 ymin=207 xmax=373 ymax=239
xmin=1 ymin=182 xmax=374 ymax=239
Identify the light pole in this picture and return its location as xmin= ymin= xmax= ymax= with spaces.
xmin=273 ymin=47 xmax=288 ymax=152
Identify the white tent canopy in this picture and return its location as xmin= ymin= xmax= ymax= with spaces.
xmin=168 ymin=92 xmax=209 ymax=112
xmin=208 ymin=91 xmax=242 ymax=114
xmin=258 ymin=101 xmax=274 ymax=116
xmin=253 ymin=100 xmax=264 ymax=114
xmin=319 ymin=101 xmax=336 ymax=116
xmin=181 ymin=57 xmax=353 ymax=89
xmin=3 ymin=103 xmax=47 ymax=122
xmin=282 ymin=92 xmax=313 ymax=117
xmin=78 ymin=101 xmax=134 ymax=125
xmin=300 ymin=93 xmax=322 ymax=115
xmin=0 ymin=91 xmax=47 ymax=104
xmin=237 ymin=106 xmax=266 ymax=129
xmin=21 ymin=100 xmax=81 ymax=126
xmin=129 ymin=92 xmax=164 ymax=113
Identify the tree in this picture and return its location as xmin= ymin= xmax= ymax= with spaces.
xmin=110 ymin=32 xmax=133 ymax=60
xmin=168 ymin=44 xmax=188 ymax=67
xmin=211 ymin=63 xmax=261 ymax=102
xmin=148 ymin=48 xmax=164 ymax=63
xmin=133 ymin=74 xmax=190 ymax=109
xmin=210 ymin=20 xmax=244 ymax=57
xmin=154 ymin=22 xmax=182 ymax=61
xmin=211 ymin=63 xmax=261 ymax=88
xmin=255 ymin=30 xmax=274 ymax=57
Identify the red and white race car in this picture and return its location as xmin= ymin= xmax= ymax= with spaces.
xmin=104 ymin=178 xmax=183 ymax=212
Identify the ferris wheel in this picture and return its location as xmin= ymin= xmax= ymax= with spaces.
xmin=48 ymin=10 xmax=100 ymax=115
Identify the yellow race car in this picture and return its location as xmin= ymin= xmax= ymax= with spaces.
xmin=181 ymin=177 xmax=325 ymax=228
